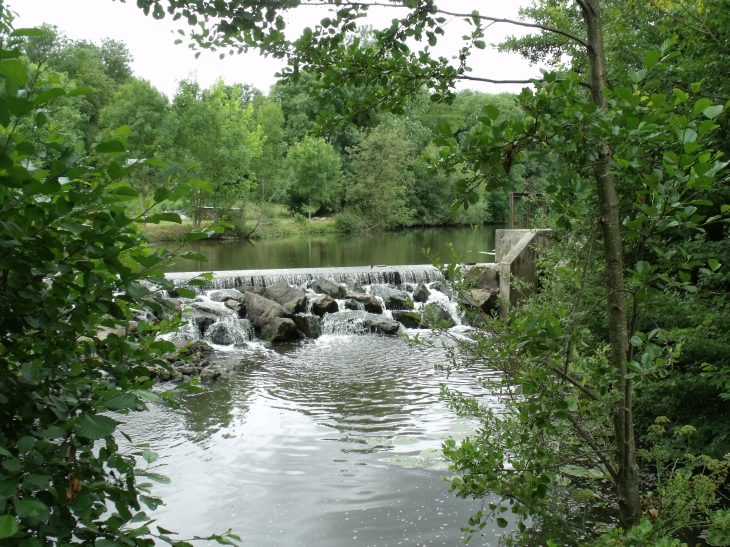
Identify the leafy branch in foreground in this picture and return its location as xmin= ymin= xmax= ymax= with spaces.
xmin=0 ymin=11 xmax=237 ymax=547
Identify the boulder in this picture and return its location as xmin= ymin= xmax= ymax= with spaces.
xmin=412 ymin=282 xmax=431 ymax=303
xmin=293 ymin=314 xmax=322 ymax=339
xmin=430 ymin=281 xmax=453 ymax=298
xmin=260 ymin=317 xmax=302 ymax=342
xmin=205 ymin=322 xmax=235 ymax=345
xmin=224 ymin=299 xmax=245 ymax=315
xmin=311 ymin=278 xmax=347 ymax=298
xmin=244 ymin=292 xmax=294 ymax=339
xmin=245 ymin=286 xmax=267 ymax=296
xmin=209 ymin=289 xmax=246 ymax=303
xmin=392 ymin=310 xmax=421 ymax=329
xmin=264 ymin=282 xmax=308 ymax=313
xmin=312 ymin=294 xmax=339 ymax=316
xmin=369 ymin=285 xmax=412 ymax=310
xmin=191 ymin=301 xmax=236 ymax=317
xmin=182 ymin=340 xmax=214 ymax=356
xmin=344 ymin=299 xmax=360 ymax=311
xmin=362 ymin=315 xmax=401 ymax=335
xmin=346 ymin=294 xmax=383 ymax=314
xmin=421 ymin=302 xmax=456 ymax=328
xmin=463 ymin=289 xmax=500 ymax=316
xmin=345 ymin=279 xmax=366 ymax=294
xmin=200 ymin=366 xmax=222 ymax=381
xmin=466 ymin=266 xmax=499 ymax=291
xmin=193 ymin=315 xmax=216 ymax=336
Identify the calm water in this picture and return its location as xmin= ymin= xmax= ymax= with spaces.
xmin=122 ymin=333 xmax=510 ymax=546
xmin=161 ymin=225 xmax=502 ymax=272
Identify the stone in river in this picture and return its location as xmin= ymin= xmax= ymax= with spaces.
xmin=260 ymin=317 xmax=302 ymax=342
xmin=244 ymin=292 xmax=295 ymax=340
xmin=264 ymin=282 xmax=308 ymax=313
xmin=369 ymin=285 xmax=412 ymax=310
xmin=346 ymin=293 xmax=383 ymax=314
xmin=208 ymin=289 xmax=246 ymax=303
xmin=412 ymin=282 xmax=431 ymax=303
xmin=362 ymin=314 xmax=401 ymax=335
xmin=205 ymin=322 xmax=235 ymax=345
xmin=312 ymin=294 xmax=339 ymax=316
xmin=311 ymin=278 xmax=347 ymax=299
xmin=392 ymin=310 xmax=422 ymax=329
xmin=293 ymin=314 xmax=322 ymax=339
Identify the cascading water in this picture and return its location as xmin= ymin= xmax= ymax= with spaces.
xmin=121 ymin=269 xmax=510 ymax=546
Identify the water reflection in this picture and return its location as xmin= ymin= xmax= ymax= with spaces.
xmin=160 ymin=225 xmax=503 ymax=272
xmin=120 ymin=333 xmax=508 ymax=546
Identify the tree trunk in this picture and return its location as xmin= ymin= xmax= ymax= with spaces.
xmin=578 ymin=0 xmax=641 ymax=528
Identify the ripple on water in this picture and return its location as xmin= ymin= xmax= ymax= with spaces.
xmin=119 ymin=332 xmax=509 ymax=546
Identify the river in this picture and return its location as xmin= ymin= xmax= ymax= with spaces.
xmin=161 ymin=225 xmax=502 ymax=272
xmin=128 ymin=226 xmax=509 ymax=546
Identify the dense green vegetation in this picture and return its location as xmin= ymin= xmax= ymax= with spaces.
xmin=1 ymin=0 xmax=729 ymax=546
xmin=17 ymin=25 xmax=552 ymax=239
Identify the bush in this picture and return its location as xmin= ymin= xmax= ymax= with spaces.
xmin=334 ymin=211 xmax=366 ymax=233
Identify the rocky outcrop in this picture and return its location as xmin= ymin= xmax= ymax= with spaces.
xmin=391 ymin=310 xmax=421 ymax=329
xmin=362 ymin=314 xmax=401 ymax=335
xmin=369 ymin=286 xmax=412 ymax=310
xmin=311 ymin=278 xmax=347 ymax=299
xmin=209 ymin=289 xmax=246 ymax=303
xmin=293 ymin=314 xmax=322 ymax=339
xmin=421 ymin=302 xmax=455 ymax=328
xmin=312 ymin=294 xmax=339 ymax=316
xmin=466 ymin=266 xmax=499 ymax=292
xmin=430 ymin=281 xmax=453 ymax=298
xmin=265 ymin=282 xmax=308 ymax=313
xmin=261 ymin=317 xmax=302 ymax=342
xmin=345 ymin=294 xmax=383 ymax=314
xmin=205 ymin=322 xmax=236 ymax=345
xmin=462 ymin=289 xmax=499 ymax=316
xmin=412 ymin=283 xmax=431 ymax=303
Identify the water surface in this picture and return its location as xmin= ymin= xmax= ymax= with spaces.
xmin=162 ymin=225 xmax=502 ymax=272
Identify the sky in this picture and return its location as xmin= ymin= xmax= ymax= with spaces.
xmin=12 ymin=0 xmax=543 ymax=98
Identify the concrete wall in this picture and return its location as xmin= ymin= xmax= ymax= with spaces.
xmin=497 ymin=229 xmax=550 ymax=320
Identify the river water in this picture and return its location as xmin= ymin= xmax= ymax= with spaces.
xmin=127 ymin=227 xmax=509 ymax=546
xmin=162 ymin=225 xmax=501 ymax=272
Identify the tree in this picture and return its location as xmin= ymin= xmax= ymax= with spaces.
xmin=0 ymin=11 xmax=238 ymax=546
xmin=340 ymin=123 xmax=416 ymax=229
xmin=135 ymin=0 xmax=730 ymax=541
xmin=284 ymin=136 xmax=341 ymax=220
xmin=100 ymin=78 xmax=170 ymax=209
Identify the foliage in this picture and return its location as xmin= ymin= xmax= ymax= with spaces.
xmin=0 ymin=12 xmax=237 ymax=546
xmin=284 ymin=135 xmax=341 ymax=218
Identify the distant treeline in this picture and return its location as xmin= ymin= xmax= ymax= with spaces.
xmin=20 ymin=25 xmax=556 ymax=235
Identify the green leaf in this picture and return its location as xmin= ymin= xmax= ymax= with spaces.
xmin=95 ymin=140 xmax=126 ymax=155
xmin=144 ymin=213 xmax=182 ymax=224
xmin=143 ymin=158 xmax=169 ymax=169
xmin=180 ymin=252 xmax=208 ymax=261
xmin=187 ymin=179 xmax=214 ymax=194
xmin=703 ymin=105 xmax=723 ymax=120
xmin=113 ymin=125 xmax=133 ymax=137
xmin=33 ymin=88 xmax=65 ymax=105
xmin=433 ymin=122 xmax=452 ymax=138
xmin=67 ymin=86 xmax=93 ymax=97
xmin=644 ymin=50 xmax=661 ymax=70
xmin=10 ymin=28 xmax=44 ymax=37
xmin=693 ymin=98 xmax=712 ymax=117
xmin=106 ymin=393 xmax=140 ymax=410
xmin=75 ymin=415 xmax=117 ymax=440
xmin=175 ymin=288 xmax=197 ymax=299
xmin=708 ymin=259 xmax=720 ymax=272
xmin=185 ymin=231 xmax=211 ymax=243
xmin=0 ymin=59 xmax=28 ymax=86
xmin=630 ymin=336 xmax=643 ymax=347
xmin=496 ymin=517 xmax=508 ymax=528
xmin=483 ymin=104 xmax=500 ymax=120
xmin=144 ymin=473 xmax=171 ymax=484
xmin=15 ymin=499 xmax=49 ymax=522
xmin=0 ymin=515 xmax=18 ymax=539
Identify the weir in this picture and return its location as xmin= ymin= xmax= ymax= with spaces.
xmin=165 ymin=264 xmax=445 ymax=291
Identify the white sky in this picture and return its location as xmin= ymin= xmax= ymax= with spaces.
xmin=12 ymin=0 xmax=543 ymax=98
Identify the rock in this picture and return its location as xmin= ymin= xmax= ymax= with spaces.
xmin=163 ymin=298 xmax=183 ymax=313
xmin=191 ymin=301 xmax=236 ymax=316
xmin=344 ymin=299 xmax=360 ymax=310
xmin=157 ymin=367 xmax=171 ymax=381
xmin=179 ymin=366 xmax=197 ymax=375
xmin=312 ymin=294 xmax=339 ymax=316
xmin=260 ymin=317 xmax=302 ymax=342
xmin=311 ymin=278 xmax=347 ymax=298
xmin=244 ymin=292 xmax=301 ymax=343
xmin=293 ymin=314 xmax=322 ymax=339
xmin=392 ymin=310 xmax=422 ymax=329
xmin=369 ymin=286 xmax=412 ymax=310
xmin=412 ymin=282 xmax=431 ymax=303
xmin=209 ymin=289 xmax=246 ymax=302
xmin=346 ymin=294 xmax=383 ymax=314
xmin=421 ymin=302 xmax=456 ymax=328
xmin=193 ymin=315 xmax=216 ymax=336
xmin=205 ymin=322 xmax=235 ymax=345
xmin=182 ymin=340 xmax=214 ymax=356
xmin=224 ymin=299 xmax=244 ymax=315
xmin=463 ymin=289 xmax=500 ymax=316
xmin=264 ymin=282 xmax=308 ymax=313
xmin=430 ymin=281 xmax=453 ymax=298
xmin=362 ymin=315 xmax=401 ymax=335
xmin=245 ymin=286 xmax=267 ymax=296
xmin=466 ymin=266 xmax=500 ymax=291
xmin=200 ymin=367 xmax=222 ymax=381
xmin=345 ymin=280 xmax=366 ymax=294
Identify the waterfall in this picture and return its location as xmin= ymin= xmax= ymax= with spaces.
xmin=165 ymin=265 xmax=443 ymax=292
